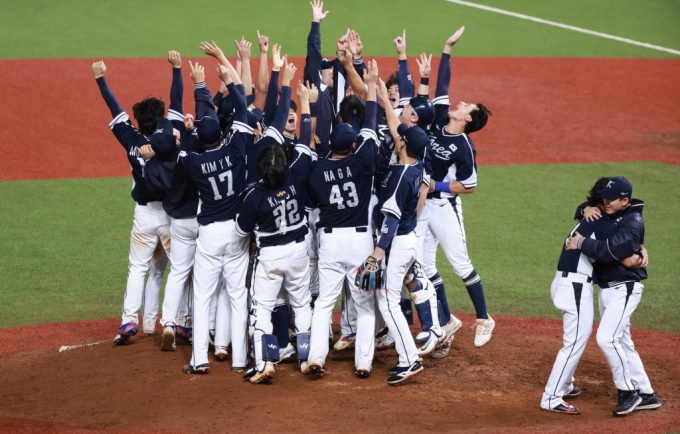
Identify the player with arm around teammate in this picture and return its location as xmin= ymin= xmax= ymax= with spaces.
xmin=237 ymin=82 xmax=317 ymax=383
xmin=540 ymin=177 xmax=647 ymax=414
xmin=178 ymin=63 xmax=251 ymax=374
xmin=566 ymin=177 xmax=660 ymax=416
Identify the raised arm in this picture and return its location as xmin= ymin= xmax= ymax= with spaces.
xmin=304 ymin=0 xmax=329 ymax=88
xmin=263 ymin=44 xmax=284 ymax=128
xmin=338 ymin=48 xmax=367 ymax=100
xmin=189 ymin=61 xmax=216 ymax=120
xmin=168 ymin=51 xmax=184 ymax=120
xmin=436 ymin=26 xmax=464 ymax=99
xmin=217 ymin=65 xmax=248 ymax=125
xmin=308 ymin=82 xmax=319 ymax=150
xmin=362 ymin=60 xmax=378 ymax=131
xmin=268 ymin=60 xmax=296 ymax=135
xmin=92 ymin=61 xmax=123 ymax=118
xmin=394 ymin=30 xmax=414 ymax=105
xmin=415 ymin=53 xmax=432 ymax=97
xmin=237 ymin=38 xmax=253 ymax=96
xmin=296 ymin=81 xmax=312 ymax=148
xmin=377 ymin=78 xmax=401 ymax=144
xmin=199 ymin=40 xmax=242 ymax=85
xmin=253 ymin=30 xmax=270 ymax=110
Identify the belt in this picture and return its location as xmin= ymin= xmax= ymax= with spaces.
xmin=561 ymin=271 xmax=592 ymax=283
xmin=322 ymin=227 xmax=368 ymax=234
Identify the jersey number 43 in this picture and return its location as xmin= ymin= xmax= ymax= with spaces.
xmin=329 ymin=182 xmax=359 ymax=209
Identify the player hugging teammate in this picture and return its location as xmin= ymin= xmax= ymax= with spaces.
xmin=92 ymin=0 xmax=501 ymax=386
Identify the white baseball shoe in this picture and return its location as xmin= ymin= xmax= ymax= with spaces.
xmin=143 ymin=319 xmax=156 ymax=335
xmin=418 ymin=331 xmax=447 ymax=357
xmin=376 ymin=328 xmax=395 ymax=351
xmin=472 ymin=315 xmax=495 ymax=347
xmin=160 ymin=325 xmax=177 ymax=351
xmin=432 ymin=335 xmax=454 ymax=359
xmin=299 ymin=361 xmax=311 ymax=375
xmin=214 ymin=346 xmax=229 ymax=361
xmin=250 ymin=361 xmax=275 ymax=384
xmin=442 ymin=314 xmax=463 ymax=340
xmin=277 ymin=343 xmax=296 ymax=363
xmin=334 ymin=333 xmax=357 ymax=350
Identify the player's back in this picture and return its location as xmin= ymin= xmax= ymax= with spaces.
xmin=557 ymin=216 xmax=617 ymax=278
xmin=381 ymin=161 xmax=424 ymax=235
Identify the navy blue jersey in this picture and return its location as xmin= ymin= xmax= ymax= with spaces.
xmin=308 ymin=127 xmax=379 ymax=228
xmin=427 ymin=119 xmax=478 ymax=200
xmin=380 ymin=161 xmax=424 ymax=235
xmin=283 ymin=133 xmax=297 ymax=145
xmin=557 ymin=216 xmax=618 ymax=278
xmin=236 ymin=145 xmax=317 ymax=247
xmin=178 ymin=83 xmax=252 ymax=225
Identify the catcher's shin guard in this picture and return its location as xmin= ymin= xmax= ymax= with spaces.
xmin=400 ymin=299 xmax=414 ymax=325
xmin=296 ymin=332 xmax=311 ymax=361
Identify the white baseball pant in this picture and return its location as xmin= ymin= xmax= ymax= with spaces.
xmin=378 ymin=231 xmax=420 ymax=367
xmin=597 ymin=282 xmax=653 ymax=393
xmin=541 ymin=271 xmax=594 ymax=409
xmin=306 ymin=208 xmax=320 ymax=298
xmin=309 ymin=227 xmax=375 ymax=370
xmin=141 ymin=243 xmax=169 ymax=332
xmin=121 ymin=201 xmax=171 ymax=325
xmin=190 ymin=220 xmax=249 ymax=368
xmin=160 ymin=216 xmax=198 ymax=327
xmin=425 ymin=197 xmax=474 ymax=279
xmin=340 ymin=281 xmax=358 ymax=336
xmin=214 ymin=277 xmax=232 ymax=350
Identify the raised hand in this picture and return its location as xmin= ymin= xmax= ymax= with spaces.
xmin=92 ymin=60 xmax=106 ymax=78
xmin=446 ymin=26 xmax=465 ymax=48
xmin=189 ymin=60 xmax=205 ymax=83
xmin=307 ymin=81 xmax=319 ymax=103
xmin=199 ymin=40 xmax=225 ymax=59
xmin=272 ymin=43 xmax=284 ymax=71
xmin=310 ymin=0 xmax=329 ymax=23
xmin=184 ymin=113 xmax=195 ymax=131
xmin=297 ymin=81 xmax=309 ymax=103
xmin=257 ymin=30 xmax=269 ymax=54
xmin=394 ymin=29 xmax=406 ymax=59
xmin=376 ymin=78 xmax=390 ymax=103
xmin=216 ymin=64 xmax=232 ymax=85
xmin=348 ymin=30 xmax=363 ymax=59
xmin=364 ymin=59 xmax=379 ymax=86
xmin=281 ymin=59 xmax=297 ymax=87
xmin=237 ymin=37 xmax=252 ymax=62
xmin=336 ymin=30 xmax=349 ymax=53
xmin=337 ymin=48 xmax=352 ymax=68
xmin=415 ymin=53 xmax=432 ymax=78
xmin=168 ymin=51 xmax=181 ymax=68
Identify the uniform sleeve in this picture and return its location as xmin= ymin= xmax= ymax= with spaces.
xmin=581 ymin=217 xmax=642 ymax=262
xmin=177 ymin=130 xmax=196 ymax=170
xmin=452 ymin=137 xmax=477 ymax=188
xmin=298 ymin=113 xmax=312 ymax=148
xmin=96 ymin=77 xmax=140 ymax=151
xmin=422 ymin=145 xmax=433 ymax=186
xmin=235 ymin=190 xmax=257 ymax=236
xmin=354 ymin=101 xmax=379 ymax=175
xmin=304 ymin=22 xmax=323 ymax=88
xmin=289 ymin=143 xmax=318 ymax=183
xmin=574 ymin=202 xmax=588 ymax=221
xmin=262 ymin=70 xmax=280 ymax=128
xmin=168 ymin=67 xmax=183 ymax=120
xmin=381 ymin=165 xmax=409 ymax=220
xmin=431 ymin=53 xmax=451 ymax=133
xmin=267 ymin=85 xmax=292 ymax=140
xmin=398 ymin=59 xmax=414 ymax=107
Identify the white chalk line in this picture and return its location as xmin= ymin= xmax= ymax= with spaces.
xmin=444 ymin=0 xmax=680 ymax=56
xmin=59 ymin=340 xmax=106 ymax=352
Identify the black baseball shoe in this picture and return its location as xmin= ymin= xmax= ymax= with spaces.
xmin=387 ymin=359 xmax=423 ymax=385
xmin=635 ymin=392 xmax=662 ymax=410
xmin=565 ymin=386 xmax=581 ymax=397
xmin=613 ymin=389 xmax=642 ymax=416
xmin=183 ymin=363 xmax=210 ymax=375
xmin=309 ymin=363 xmax=325 ymax=376
xmin=387 ymin=364 xmax=399 ymax=375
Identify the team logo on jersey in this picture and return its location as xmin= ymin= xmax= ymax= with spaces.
xmin=277 ymin=191 xmax=286 ymax=197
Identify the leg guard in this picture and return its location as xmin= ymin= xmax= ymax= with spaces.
xmin=400 ymin=299 xmax=414 ymax=326
xmin=297 ymin=332 xmax=311 ymax=361
xmin=411 ymin=278 xmax=442 ymax=344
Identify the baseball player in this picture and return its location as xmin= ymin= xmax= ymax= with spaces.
xmin=178 ymin=62 xmax=251 ymax=374
xmin=237 ymin=81 xmax=316 ymax=383
xmin=91 ymin=59 xmax=174 ymax=345
xmin=540 ymin=177 xmax=648 ymax=414
xmin=142 ymin=51 xmax=199 ymax=351
xmin=425 ymin=27 xmax=494 ymax=349
xmin=566 ymin=177 xmax=661 ymax=416
xmin=306 ymin=60 xmax=381 ymax=378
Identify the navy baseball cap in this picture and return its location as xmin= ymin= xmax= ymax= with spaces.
xmin=150 ymin=118 xmax=176 ymax=157
xmin=195 ymin=115 xmax=221 ymax=145
xmin=598 ymin=176 xmax=633 ymax=200
xmin=397 ymin=124 xmax=428 ymax=157
xmin=409 ymin=96 xmax=434 ymax=128
xmin=330 ymin=123 xmax=358 ymax=151
xmin=247 ymin=108 xmax=263 ymax=129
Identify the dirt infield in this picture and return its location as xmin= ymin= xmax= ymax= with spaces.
xmin=0 ymin=314 xmax=678 ymax=434
xmin=1 ymin=57 xmax=679 ymax=181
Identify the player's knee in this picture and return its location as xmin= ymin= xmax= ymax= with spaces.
xmin=457 ymin=266 xmax=476 ymax=281
xmin=596 ymin=328 xmax=613 ymax=349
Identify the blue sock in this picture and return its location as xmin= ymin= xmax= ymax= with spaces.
xmin=463 ymin=270 xmax=488 ymax=319
xmin=430 ymin=273 xmax=451 ymax=322
xmin=272 ymin=304 xmax=291 ymax=348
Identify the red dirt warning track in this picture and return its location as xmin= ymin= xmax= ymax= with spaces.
xmin=0 ymin=57 xmax=679 ymax=181
xmin=0 ymin=314 xmax=678 ymax=434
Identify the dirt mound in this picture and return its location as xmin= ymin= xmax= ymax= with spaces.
xmin=0 ymin=315 xmax=678 ymax=434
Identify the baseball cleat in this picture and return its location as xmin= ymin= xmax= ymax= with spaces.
xmin=613 ymin=389 xmax=642 ymax=416
xmin=541 ymin=401 xmax=580 ymax=414
xmin=214 ymin=346 xmax=229 ymax=361
xmin=635 ymin=392 xmax=661 ymax=410
xmin=309 ymin=363 xmax=325 ymax=376
xmin=232 ymin=358 xmax=251 ymax=373
xmin=277 ymin=343 xmax=296 ymax=363
xmin=432 ymin=335 xmax=454 ymax=359
xmin=387 ymin=364 xmax=399 ymax=375
xmin=160 ymin=325 xmax=177 ymax=351
xmin=565 ymin=386 xmax=581 ymax=397
xmin=443 ymin=314 xmax=463 ymax=338
xmin=143 ymin=319 xmax=156 ymax=335
xmin=175 ymin=325 xmax=193 ymax=346
xmin=250 ymin=362 xmax=275 ymax=384
xmin=113 ymin=322 xmax=138 ymax=346
xmin=355 ymin=367 xmax=371 ymax=378
xmin=334 ymin=333 xmax=357 ymax=350
xmin=299 ymin=361 xmax=311 ymax=375
xmin=183 ymin=363 xmax=210 ymax=375
xmin=472 ymin=315 xmax=495 ymax=347
xmin=376 ymin=328 xmax=395 ymax=351
xmin=387 ymin=359 xmax=424 ymax=385
xmin=208 ymin=329 xmax=216 ymax=348
xmin=242 ymin=367 xmax=257 ymax=380
xmin=418 ymin=331 xmax=447 ymax=357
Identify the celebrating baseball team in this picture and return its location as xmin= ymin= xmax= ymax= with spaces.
xmin=91 ymin=0 xmax=660 ymax=417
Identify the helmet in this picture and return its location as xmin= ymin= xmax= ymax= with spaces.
xmin=409 ymin=96 xmax=434 ymax=128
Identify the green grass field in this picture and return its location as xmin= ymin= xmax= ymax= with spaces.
xmin=0 ymin=0 xmax=678 ymax=59
xmin=2 ymin=162 xmax=678 ymax=332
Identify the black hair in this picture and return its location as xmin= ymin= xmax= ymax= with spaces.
xmin=385 ymin=71 xmax=398 ymax=90
xmin=587 ymin=177 xmax=611 ymax=207
xmin=465 ymin=103 xmax=492 ymax=135
xmin=332 ymin=146 xmax=353 ymax=157
xmin=281 ymin=144 xmax=295 ymax=166
xmin=406 ymin=148 xmax=420 ymax=159
xmin=132 ymin=97 xmax=166 ymax=136
xmin=289 ymin=100 xmax=298 ymax=113
xmin=218 ymin=110 xmax=233 ymax=130
xmin=339 ymin=95 xmax=365 ymax=126
xmin=257 ymin=145 xmax=288 ymax=188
